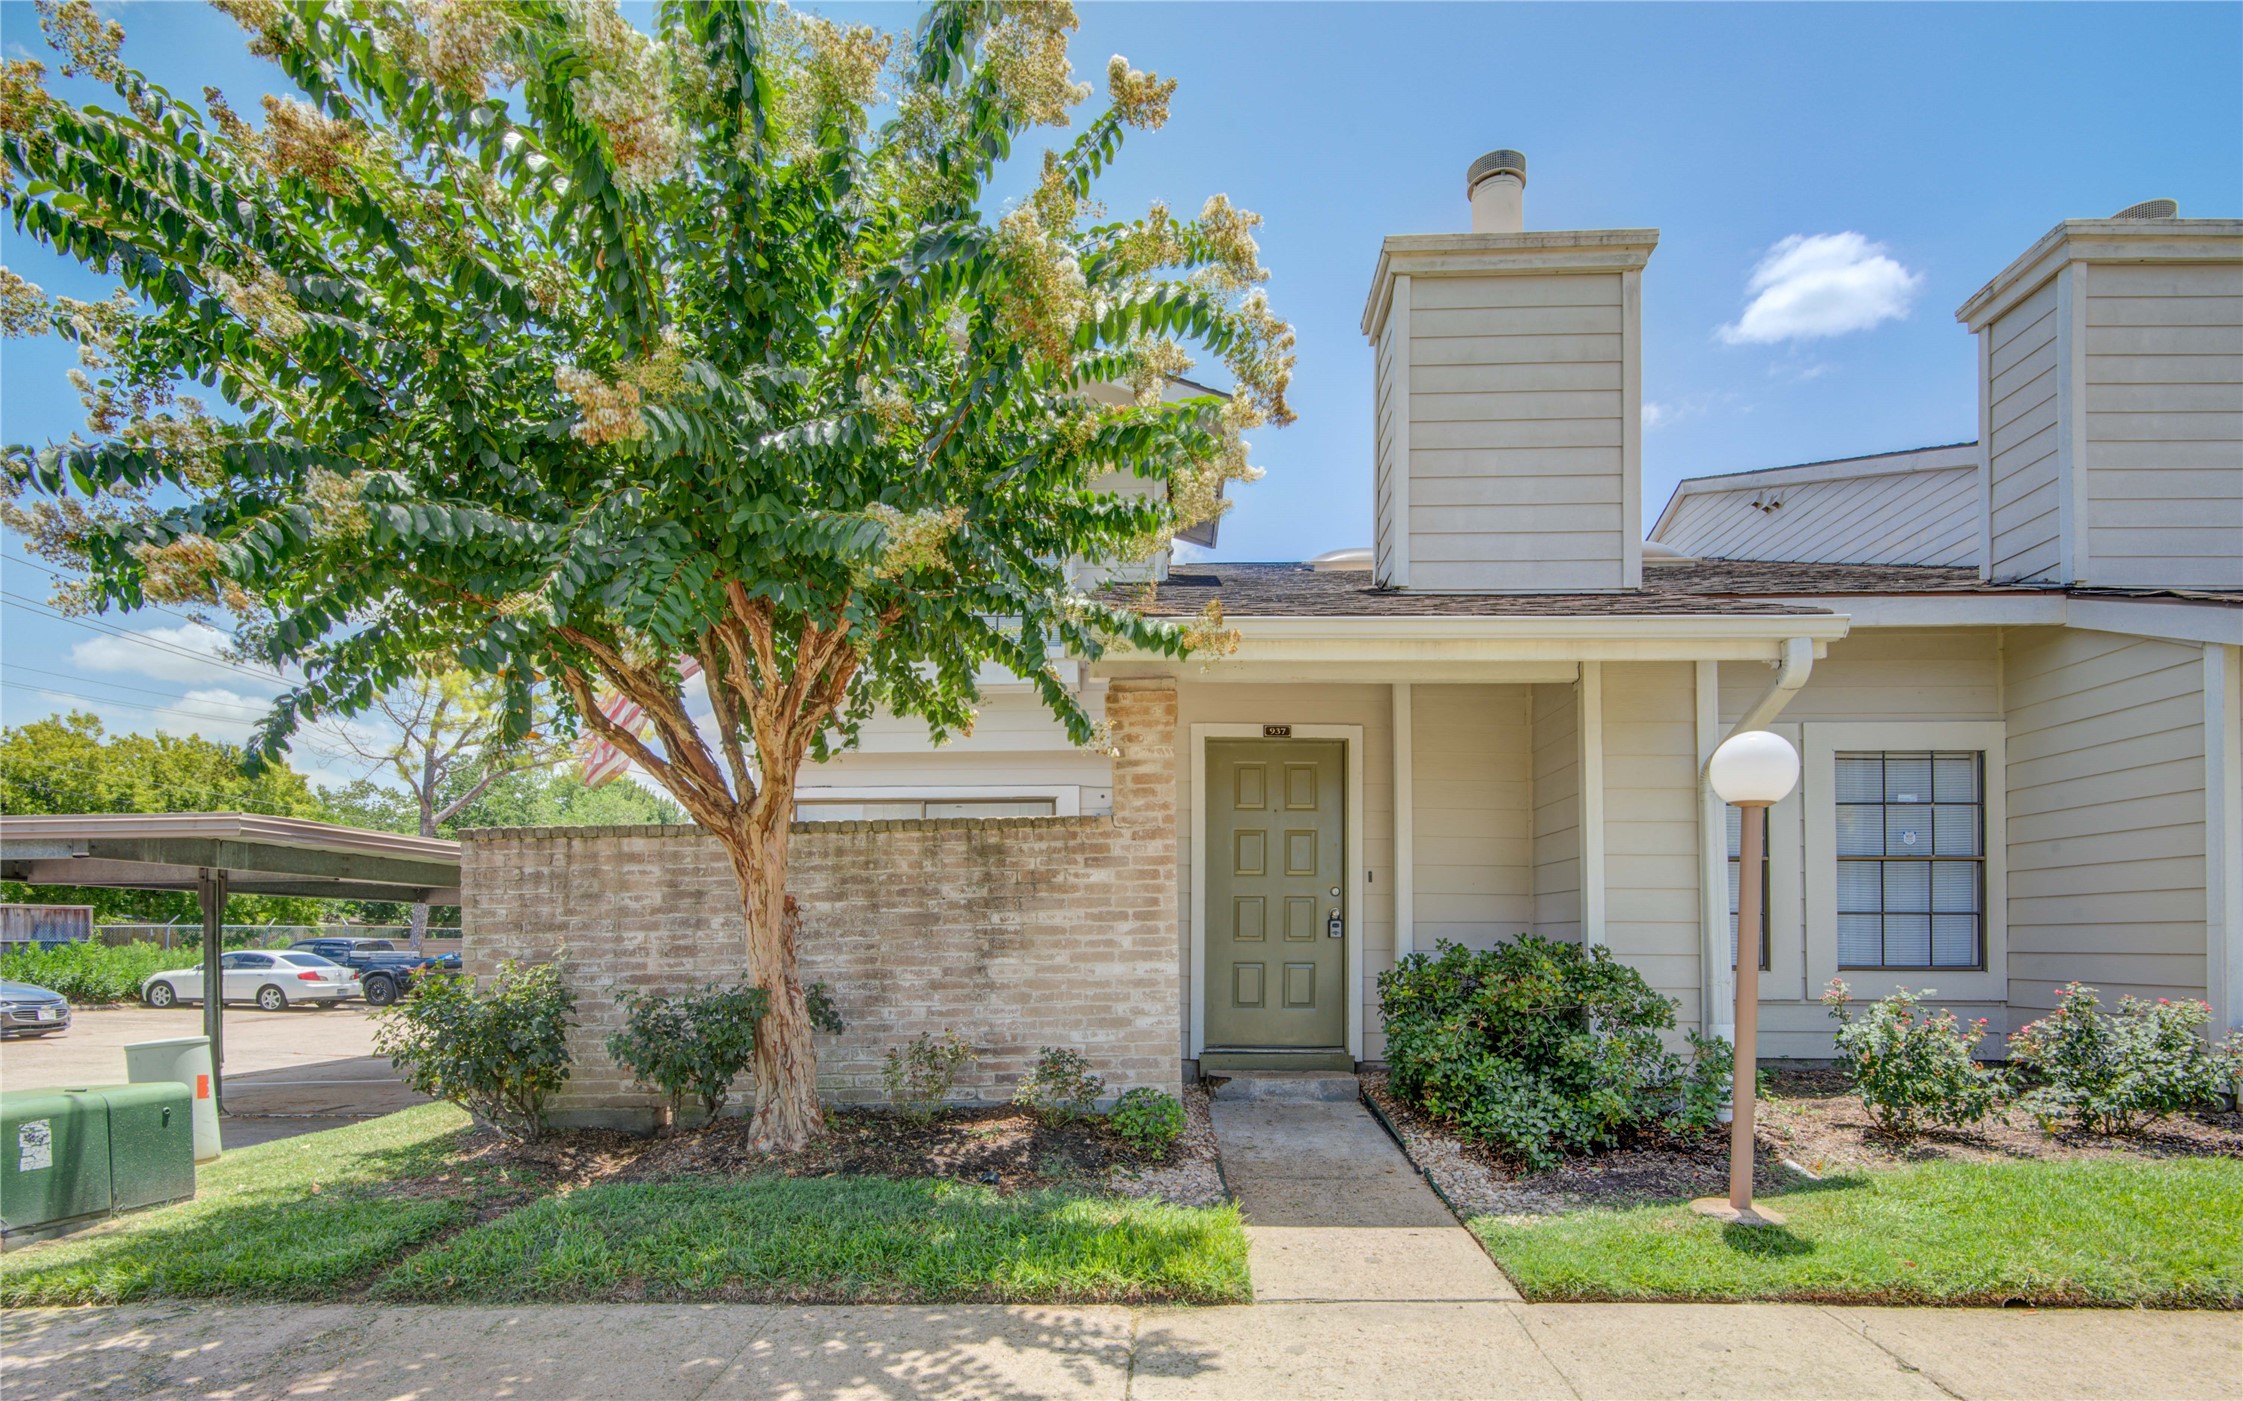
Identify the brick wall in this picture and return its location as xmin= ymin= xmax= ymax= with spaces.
xmin=462 ymin=678 xmax=1180 ymax=1129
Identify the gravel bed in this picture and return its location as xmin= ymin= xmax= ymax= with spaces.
xmin=1106 ymin=1081 xmax=1227 ymax=1208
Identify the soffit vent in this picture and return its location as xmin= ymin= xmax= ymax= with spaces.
xmin=2112 ymin=198 xmax=2180 ymax=220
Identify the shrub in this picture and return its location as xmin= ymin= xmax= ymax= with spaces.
xmin=881 ymin=1031 xmax=977 ymax=1123
xmin=1013 ymin=1046 xmax=1105 ymax=1124
xmin=608 ymin=982 xmax=769 ymax=1129
xmin=1109 ymin=1087 xmax=1186 ymax=1158
xmin=1822 ymin=979 xmax=2001 ymax=1138
xmin=0 ymin=941 xmax=182 ymax=1004
xmin=1378 ymin=936 xmax=1731 ymax=1169
xmin=2008 ymin=983 xmax=2238 ymax=1135
xmin=374 ymin=960 xmax=575 ymax=1141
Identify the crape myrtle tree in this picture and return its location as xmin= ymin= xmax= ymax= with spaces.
xmin=0 ymin=0 xmax=1292 ymax=1149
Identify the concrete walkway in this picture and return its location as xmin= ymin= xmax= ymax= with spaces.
xmin=5 ymin=1301 xmax=2237 ymax=1399
xmin=1209 ymin=1092 xmax=1518 ymax=1303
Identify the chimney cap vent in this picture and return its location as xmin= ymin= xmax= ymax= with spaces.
xmin=1466 ymin=149 xmax=1528 ymax=194
xmin=2111 ymin=198 xmax=2179 ymax=220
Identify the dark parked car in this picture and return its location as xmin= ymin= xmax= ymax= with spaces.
xmin=286 ymin=937 xmax=461 ymax=1006
xmin=0 ymin=980 xmax=72 ymax=1038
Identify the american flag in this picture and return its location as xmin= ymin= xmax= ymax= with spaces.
xmin=580 ymin=657 xmax=703 ymax=787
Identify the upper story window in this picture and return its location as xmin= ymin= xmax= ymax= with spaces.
xmin=1834 ymin=751 xmax=1984 ymax=970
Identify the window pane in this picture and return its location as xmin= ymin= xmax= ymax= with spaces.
xmin=1883 ymin=861 xmax=1932 ymax=913
xmin=1885 ymin=805 xmax=1933 ymax=855
xmin=1883 ymin=914 xmax=1932 ymax=966
xmin=1934 ymin=753 xmax=1979 ymax=803
xmin=1838 ymin=914 xmax=1883 ymax=967
xmin=1932 ymin=861 xmax=1980 ymax=914
xmin=1725 ymin=804 xmax=1742 ymax=859
xmin=1835 ymin=755 xmax=1883 ymax=803
xmin=1837 ymin=861 xmax=1883 ymax=913
xmin=1884 ymin=753 xmax=1933 ymax=803
xmin=1836 ymin=806 xmax=1884 ymax=856
xmin=1933 ymin=805 xmax=1980 ymax=856
xmin=1933 ymin=914 xmax=1979 ymax=967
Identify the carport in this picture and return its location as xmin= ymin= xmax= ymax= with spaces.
xmin=0 ymin=813 xmax=460 ymax=1107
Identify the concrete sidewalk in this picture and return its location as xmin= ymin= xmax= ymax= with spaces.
xmin=4 ymin=1301 xmax=2236 ymax=1400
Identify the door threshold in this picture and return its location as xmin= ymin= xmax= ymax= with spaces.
xmin=1198 ymin=1050 xmax=1355 ymax=1073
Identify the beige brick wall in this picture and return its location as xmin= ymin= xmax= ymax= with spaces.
xmin=462 ymin=679 xmax=1181 ymax=1128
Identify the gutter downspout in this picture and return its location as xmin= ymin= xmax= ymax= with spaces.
xmin=1701 ymin=635 xmax=1818 ymax=1046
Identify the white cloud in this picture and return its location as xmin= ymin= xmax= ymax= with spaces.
xmin=1718 ymin=233 xmax=1923 ymax=345
xmin=70 ymin=622 xmax=288 ymax=690
xmin=1642 ymin=402 xmax=1670 ymax=431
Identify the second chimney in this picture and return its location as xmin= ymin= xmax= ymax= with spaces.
xmin=1467 ymin=148 xmax=1526 ymax=232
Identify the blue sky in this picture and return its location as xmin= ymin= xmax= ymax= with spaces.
xmin=3 ymin=1 xmax=2239 ymax=763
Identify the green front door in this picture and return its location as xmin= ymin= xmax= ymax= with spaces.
xmin=1205 ymin=738 xmax=1347 ymax=1049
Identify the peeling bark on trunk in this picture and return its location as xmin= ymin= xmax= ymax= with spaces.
xmin=723 ymin=785 xmax=822 ymax=1152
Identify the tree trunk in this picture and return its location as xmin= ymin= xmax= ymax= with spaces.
xmin=722 ymin=793 xmax=822 ymax=1152
xmin=408 ymin=901 xmax=430 ymax=953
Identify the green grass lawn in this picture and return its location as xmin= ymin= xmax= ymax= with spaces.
xmin=1474 ymin=1156 xmax=2243 ymax=1307
xmin=379 ymin=1176 xmax=1250 ymax=1304
xmin=0 ymin=1104 xmax=1249 ymax=1307
xmin=0 ymin=1102 xmax=486 ymax=1305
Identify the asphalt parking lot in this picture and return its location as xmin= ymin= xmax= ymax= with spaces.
xmin=0 ymin=1005 xmax=427 ymax=1147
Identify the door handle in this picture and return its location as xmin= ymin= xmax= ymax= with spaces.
xmin=1327 ymin=909 xmax=1343 ymax=938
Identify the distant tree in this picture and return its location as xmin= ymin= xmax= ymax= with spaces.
xmin=320 ymin=668 xmax=565 ymax=946
xmin=2 ymin=0 xmax=1288 ymax=1148
xmin=0 ymin=711 xmax=328 ymax=923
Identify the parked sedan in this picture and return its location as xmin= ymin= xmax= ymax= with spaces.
xmin=141 ymin=950 xmax=360 ymax=1011
xmin=0 ymin=980 xmax=72 ymax=1037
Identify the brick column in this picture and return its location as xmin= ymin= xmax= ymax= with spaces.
xmin=1105 ymin=677 xmax=1184 ymax=1095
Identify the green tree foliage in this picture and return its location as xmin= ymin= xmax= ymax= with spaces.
xmin=3 ymin=0 xmax=1287 ymax=1148
xmin=0 ymin=711 xmax=328 ymax=922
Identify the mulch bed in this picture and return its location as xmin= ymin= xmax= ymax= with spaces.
xmin=1361 ymin=1066 xmax=2243 ymax=1221
xmin=441 ymin=1082 xmax=1228 ymax=1207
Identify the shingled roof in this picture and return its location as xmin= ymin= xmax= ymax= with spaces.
xmin=1109 ymin=560 xmax=2035 ymax=619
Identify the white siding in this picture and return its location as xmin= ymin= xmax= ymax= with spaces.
xmin=1658 ymin=467 xmax=1980 ymax=566
xmin=1409 ymin=685 xmax=1533 ymax=950
xmin=1405 ymin=273 xmax=1629 ymax=591
xmin=1373 ymin=304 xmax=1402 ymax=585
xmin=1174 ymin=683 xmax=1397 ymax=1059
xmin=2083 ymin=262 xmax=2243 ymax=588
xmin=1532 ymin=680 xmax=1581 ymax=941
xmin=802 ymin=688 xmax=1112 ymax=806
xmin=2004 ymin=628 xmax=2209 ymax=1014
xmin=1601 ymin=663 xmax=1702 ymax=1012
xmin=1986 ymin=278 xmax=2065 ymax=582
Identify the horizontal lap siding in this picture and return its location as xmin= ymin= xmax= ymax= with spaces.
xmin=1657 ymin=467 xmax=1980 ymax=566
xmin=1601 ymin=663 xmax=1701 ymax=1013
xmin=2083 ymin=263 xmax=2243 ymax=588
xmin=1407 ymin=274 xmax=1626 ymax=591
xmin=2003 ymin=628 xmax=2208 ymax=1014
xmin=1987 ymin=280 xmax=2064 ymax=582
xmin=1411 ymin=686 xmax=1533 ymax=952
xmin=1174 ymin=683 xmax=1395 ymax=1059
xmin=1375 ymin=308 xmax=1399 ymax=582
xmin=1533 ymin=682 xmax=1582 ymax=942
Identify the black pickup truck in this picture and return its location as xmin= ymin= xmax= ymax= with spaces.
xmin=287 ymin=937 xmax=463 ymax=1006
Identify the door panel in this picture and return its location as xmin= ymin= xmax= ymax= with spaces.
xmin=1206 ymin=738 xmax=1346 ymax=1049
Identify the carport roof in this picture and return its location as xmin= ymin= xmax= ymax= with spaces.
xmin=0 ymin=812 xmax=461 ymax=905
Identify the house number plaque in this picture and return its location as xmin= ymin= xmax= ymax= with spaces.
xmin=1262 ymin=724 xmax=1292 ymax=738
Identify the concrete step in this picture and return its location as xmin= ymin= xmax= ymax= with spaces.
xmin=1208 ymin=1070 xmax=1362 ymax=1103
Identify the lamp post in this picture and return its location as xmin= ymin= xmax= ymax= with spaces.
xmin=1693 ymin=729 xmax=1800 ymax=1227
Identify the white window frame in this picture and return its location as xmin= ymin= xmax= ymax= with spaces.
xmin=1804 ymin=721 xmax=2008 ymax=1003
xmin=790 ymin=784 xmax=1085 ymax=817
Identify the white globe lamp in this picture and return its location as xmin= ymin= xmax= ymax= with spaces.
xmin=1694 ymin=728 xmax=1799 ymax=1228
xmin=1708 ymin=729 xmax=1800 ymax=809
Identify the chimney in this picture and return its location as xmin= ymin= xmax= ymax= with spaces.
xmin=1362 ymin=152 xmax=1657 ymax=592
xmin=1467 ymin=149 xmax=1527 ymax=233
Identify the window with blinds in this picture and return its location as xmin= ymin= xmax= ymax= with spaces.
xmin=1834 ymin=751 xmax=1984 ymax=970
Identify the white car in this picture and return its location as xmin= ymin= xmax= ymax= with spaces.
xmin=142 ymin=950 xmax=361 ymax=1011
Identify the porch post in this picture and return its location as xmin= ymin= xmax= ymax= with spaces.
xmin=1392 ymin=682 xmax=1414 ymax=961
xmin=198 ymin=867 xmax=228 ymax=1110
xmin=1579 ymin=662 xmax=1606 ymax=946
xmin=1696 ymin=661 xmax=1732 ymax=1040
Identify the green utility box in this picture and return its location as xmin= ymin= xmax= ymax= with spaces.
xmin=1 ymin=1084 xmax=196 ymax=1248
